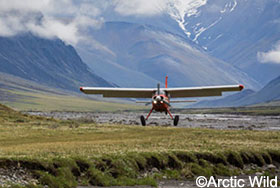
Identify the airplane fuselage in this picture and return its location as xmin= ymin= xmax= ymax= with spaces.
xmin=152 ymin=94 xmax=170 ymax=113
xmin=146 ymin=91 xmax=174 ymax=121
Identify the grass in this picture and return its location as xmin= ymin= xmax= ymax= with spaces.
xmin=1 ymin=88 xmax=146 ymax=112
xmin=1 ymin=113 xmax=280 ymax=158
xmin=1 ymin=103 xmax=280 ymax=187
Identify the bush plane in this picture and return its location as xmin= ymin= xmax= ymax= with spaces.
xmin=80 ymin=76 xmax=244 ymax=126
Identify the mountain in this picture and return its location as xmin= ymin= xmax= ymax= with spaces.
xmin=169 ymin=0 xmax=280 ymax=85
xmin=191 ymin=75 xmax=280 ymax=107
xmin=190 ymin=89 xmax=256 ymax=108
xmin=2 ymin=0 xmax=278 ymax=94
xmin=241 ymin=75 xmax=280 ymax=105
xmin=77 ymin=21 xmax=259 ymax=89
xmin=0 ymin=34 xmax=112 ymax=92
xmin=98 ymin=0 xmax=280 ymax=87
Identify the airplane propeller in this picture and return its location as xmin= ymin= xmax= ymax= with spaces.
xmin=157 ymin=83 xmax=160 ymax=95
xmin=153 ymin=95 xmax=171 ymax=107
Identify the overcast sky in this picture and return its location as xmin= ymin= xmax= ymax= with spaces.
xmin=0 ymin=0 xmax=174 ymax=45
xmin=0 ymin=0 xmax=104 ymax=45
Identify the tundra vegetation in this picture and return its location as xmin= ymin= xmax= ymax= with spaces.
xmin=0 ymin=86 xmax=146 ymax=112
xmin=0 ymin=104 xmax=280 ymax=188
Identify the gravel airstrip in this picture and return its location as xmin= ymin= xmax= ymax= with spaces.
xmin=26 ymin=111 xmax=280 ymax=131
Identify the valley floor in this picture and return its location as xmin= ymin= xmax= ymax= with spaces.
xmin=1 ymin=104 xmax=280 ymax=187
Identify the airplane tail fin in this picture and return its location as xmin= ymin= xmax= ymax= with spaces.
xmin=165 ymin=75 xmax=168 ymax=88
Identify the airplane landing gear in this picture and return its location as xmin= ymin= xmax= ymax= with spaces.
xmin=140 ymin=115 xmax=146 ymax=126
xmin=173 ymin=115 xmax=179 ymax=126
xmin=141 ymin=108 xmax=178 ymax=126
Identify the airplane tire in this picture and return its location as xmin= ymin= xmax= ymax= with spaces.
xmin=140 ymin=115 xmax=146 ymax=126
xmin=173 ymin=115 xmax=179 ymax=126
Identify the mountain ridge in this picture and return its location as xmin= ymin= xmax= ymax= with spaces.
xmin=169 ymin=0 xmax=280 ymax=85
xmin=77 ymin=21 xmax=260 ymax=90
xmin=99 ymin=0 xmax=280 ymax=87
xmin=0 ymin=34 xmax=112 ymax=92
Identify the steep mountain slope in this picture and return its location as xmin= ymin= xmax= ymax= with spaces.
xmin=191 ymin=75 xmax=280 ymax=107
xmin=77 ymin=21 xmax=259 ymax=89
xmin=95 ymin=0 xmax=279 ymax=86
xmin=173 ymin=0 xmax=280 ymax=85
xmin=0 ymin=34 xmax=112 ymax=92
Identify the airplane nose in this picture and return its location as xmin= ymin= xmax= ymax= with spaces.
xmin=156 ymin=96 xmax=161 ymax=101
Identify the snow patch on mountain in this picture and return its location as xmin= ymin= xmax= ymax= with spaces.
xmin=193 ymin=16 xmax=222 ymax=43
xmin=221 ymin=0 xmax=237 ymax=14
xmin=167 ymin=0 xmax=207 ymax=36
xmin=167 ymin=0 xmax=238 ymax=45
xmin=230 ymin=0 xmax=237 ymax=12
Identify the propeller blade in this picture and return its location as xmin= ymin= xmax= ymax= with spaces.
xmin=157 ymin=83 xmax=160 ymax=95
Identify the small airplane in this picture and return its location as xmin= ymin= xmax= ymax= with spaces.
xmin=80 ymin=76 xmax=244 ymax=126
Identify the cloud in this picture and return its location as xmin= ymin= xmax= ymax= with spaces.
xmin=257 ymin=41 xmax=280 ymax=64
xmin=0 ymin=0 xmax=103 ymax=46
xmin=0 ymin=0 xmax=208 ymax=46
xmin=112 ymin=0 xmax=207 ymax=18
xmin=113 ymin=0 xmax=169 ymax=16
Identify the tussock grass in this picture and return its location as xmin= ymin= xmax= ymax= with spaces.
xmin=1 ymin=124 xmax=280 ymax=158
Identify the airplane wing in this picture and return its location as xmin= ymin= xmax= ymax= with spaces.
xmin=80 ymin=87 xmax=156 ymax=98
xmin=163 ymin=85 xmax=244 ymax=98
xmin=80 ymin=84 xmax=244 ymax=98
